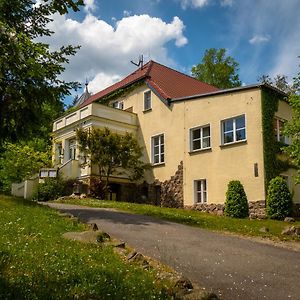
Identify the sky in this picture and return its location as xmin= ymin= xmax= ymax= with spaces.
xmin=41 ymin=0 xmax=300 ymax=103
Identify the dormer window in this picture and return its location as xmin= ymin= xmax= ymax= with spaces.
xmin=112 ymin=101 xmax=124 ymax=110
xmin=144 ymin=91 xmax=152 ymax=111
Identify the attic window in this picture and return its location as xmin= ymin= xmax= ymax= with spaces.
xmin=144 ymin=91 xmax=152 ymax=111
xmin=112 ymin=101 xmax=124 ymax=110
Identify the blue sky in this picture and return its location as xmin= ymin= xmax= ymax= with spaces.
xmin=43 ymin=0 xmax=300 ymax=102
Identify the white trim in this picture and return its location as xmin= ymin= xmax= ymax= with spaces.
xmin=151 ymin=133 xmax=165 ymax=165
xmin=194 ymin=179 xmax=207 ymax=204
xmin=189 ymin=124 xmax=211 ymax=152
xmin=221 ymin=114 xmax=246 ymax=145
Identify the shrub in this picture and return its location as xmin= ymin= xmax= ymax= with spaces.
xmin=224 ymin=180 xmax=249 ymax=218
xmin=34 ymin=178 xmax=77 ymax=201
xmin=266 ymin=176 xmax=293 ymax=220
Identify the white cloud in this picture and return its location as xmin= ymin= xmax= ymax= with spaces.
xmin=180 ymin=0 xmax=209 ymax=9
xmin=83 ymin=0 xmax=96 ymax=13
xmin=43 ymin=13 xmax=187 ymax=94
xmin=249 ymin=34 xmax=270 ymax=45
xmin=88 ymin=73 xmax=121 ymax=93
xmin=220 ymin=0 xmax=233 ymax=7
xmin=123 ymin=10 xmax=132 ymax=17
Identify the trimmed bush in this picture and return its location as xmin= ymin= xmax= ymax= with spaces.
xmin=224 ymin=180 xmax=249 ymax=218
xmin=266 ymin=176 xmax=293 ymax=220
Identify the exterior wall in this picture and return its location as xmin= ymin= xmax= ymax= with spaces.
xmin=119 ymin=85 xmax=266 ymax=205
xmin=119 ymin=84 xmax=185 ymax=185
xmin=182 ymin=89 xmax=265 ymax=205
xmin=11 ymin=176 xmax=39 ymax=199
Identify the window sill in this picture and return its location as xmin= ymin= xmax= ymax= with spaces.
xmin=220 ymin=139 xmax=247 ymax=148
xmin=143 ymin=108 xmax=152 ymax=113
xmin=151 ymin=162 xmax=165 ymax=168
xmin=189 ymin=148 xmax=212 ymax=155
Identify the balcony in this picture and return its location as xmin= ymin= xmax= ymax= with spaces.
xmin=53 ymin=102 xmax=138 ymax=133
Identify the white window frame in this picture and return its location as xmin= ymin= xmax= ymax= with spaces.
xmin=151 ymin=133 xmax=164 ymax=165
xmin=68 ymin=139 xmax=77 ymax=160
xmin=144 ymin=90 xmax=152 ymax=111
xmin=194 ymin=179 xmax=207 ymax=204
xmin=221 ymin=114 xmax=246 ymax=145
xmin=274 ymin=117 xmax=290 ymax=144
xmin=112 ymin=100 xmax=124 ymax=110
xmin=190 ymin=124 xmax=211 ymax=152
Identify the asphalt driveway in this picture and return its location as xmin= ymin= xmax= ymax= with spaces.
xmin=43 ymin=202 xmax=300 ymax=300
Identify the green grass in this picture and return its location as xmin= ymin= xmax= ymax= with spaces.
xmin=56 ymin=198 xmax=300 ymax=242
xmin=0 ymin=195 xmax=172 ymax=300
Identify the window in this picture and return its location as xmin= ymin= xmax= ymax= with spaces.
xmin=69 ymin=139 xmax=76 ymax=160
xmin=222 ymin=115 xmax=246 ymax=144
xmin=112 ymin=101 xmax=124 ymax=110
xmin=151 ymin=134 xmax=164 ymax=164
xmin=190 ymin=125 xmax=211 ymax=151
xmin=194 ymin=180 xmax=207 ymax=203
xmin=144 ymin=91 xmax=152 ymax=111
xmin=274 ymin=118 xmax=290 ymax=144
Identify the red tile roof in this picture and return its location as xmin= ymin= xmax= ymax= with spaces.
xmin=80 ymin=60 xmax=219 ymax=107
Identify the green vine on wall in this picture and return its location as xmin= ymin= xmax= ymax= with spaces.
xmin=98 ymin=81 xmax=145 ymax=105
xmin=261 ymin=88 xmax=293 ymax=187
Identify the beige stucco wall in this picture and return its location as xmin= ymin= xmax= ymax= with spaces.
xmin=119 ymin=84 xmax=185 ymax=183
xmin=182 ymin=89 xmax=265 ymax=205
xmin=121 ymin=86 xmax=266 ymax=205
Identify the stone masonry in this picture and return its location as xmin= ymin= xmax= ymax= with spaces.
xmin=188 ymin=200 xmax=267 ymax=219
xmin=160 ymin=161 xmax=184 ymax=208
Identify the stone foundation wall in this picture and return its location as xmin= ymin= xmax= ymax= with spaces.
xmin=159 ymin=161 xmax=184 ymax=208
xmin=187 ymin=200 xmax=267 ymax=219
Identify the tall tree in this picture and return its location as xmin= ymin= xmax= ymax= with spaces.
xmin=191 ymin=48 xmax=242 ymax=89
xmin=0 ymin=0 xmax=83 ymax=144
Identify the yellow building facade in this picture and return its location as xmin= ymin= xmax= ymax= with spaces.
xmin=52 ymin=61 xmax=300 ymax=206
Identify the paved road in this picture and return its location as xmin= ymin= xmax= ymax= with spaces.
xmin=44 ymin=203 xmax=300 ymax=300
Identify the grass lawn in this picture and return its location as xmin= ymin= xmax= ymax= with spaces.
xmin=56 ymin=198 xmax=300 ymax=242
xmin=0 ymin=195 xmax=172 ymax=300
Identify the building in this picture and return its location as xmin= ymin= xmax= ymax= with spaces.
xmin=52 ymin=60 xmax=300 ymax=207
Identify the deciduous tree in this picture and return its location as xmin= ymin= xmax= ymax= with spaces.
xmin=191 ymin=48 xmax=241 ymax=89
xmin=0 ymin=140 xmax=51 ymax=192
xmin=76 ymin=128 xmax=149 ymax=195
xmin=0 ymin=0 xmax=83 ymax=144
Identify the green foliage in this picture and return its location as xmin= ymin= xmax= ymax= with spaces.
xmin=266 ymin=176 xmax=293 ymax=220
xmin=283 ymin=62 xmax=300 ymax=183
xmin=224 ymin=180 xmax=249 ymax=218
xmin=34 ymin=177 xmax=65 ymax=201
xmin=33 ymin=177 xmax=77 ymax=201
xmin=76 ymin=128 xmax=149 ymax=194
xmin=0 ymin=195 xmax=171 ymax=299
xmin=191 ymin=48 xmax=241 ymax=89
xmin=0 ymin=140 xmax=51 ymax=193
xmin=0 ymin=0 xmax=83 ymax=144
xmin=261 ymin=88 xmax=292 ymax=186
